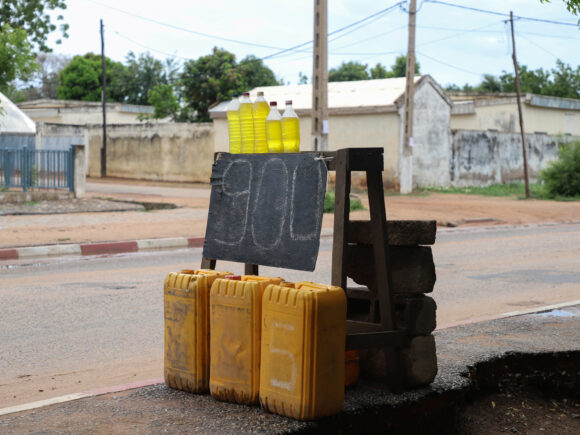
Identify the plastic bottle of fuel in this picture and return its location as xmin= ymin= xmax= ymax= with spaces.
xmin=226 ymin=96 xmax=241 ymax=153
xmin=265 ymin=102 xmax=283 ymax=153
xmin=281 ymin=100 xmax=300 ymax=153
xmin=252 ymin=91 xmax=269 ymax=153
xmin=239 ymin=92 xmax=254 ymax=153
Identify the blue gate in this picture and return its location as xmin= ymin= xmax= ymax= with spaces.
xmin=0 ymin=148 xmax=74 ymax=192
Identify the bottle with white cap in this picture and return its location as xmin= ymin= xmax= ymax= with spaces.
xmin=252 ymin=91 xmax=269 ymax=153
xmin=281 ymin=100 xmax=300 ymax=153
xmin=265 ymin=102 xmax=283 ymax=153
xmin=239 ymin=92 xmax=254 ymax=153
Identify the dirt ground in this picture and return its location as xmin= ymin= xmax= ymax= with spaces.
xmin=2 ymin=189 xmax=579 ymax=248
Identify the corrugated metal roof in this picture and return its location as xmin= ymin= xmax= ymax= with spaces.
xmin=210 ymin=75 xmax=423 ymax=114
xmin=0 ymin=92 xmax=36 ymax=134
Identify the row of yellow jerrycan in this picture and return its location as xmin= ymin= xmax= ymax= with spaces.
xmin=163 ymin=269 xmax=358 ymax=421
xmin=227 ymin=92 xmax=300 ymax=154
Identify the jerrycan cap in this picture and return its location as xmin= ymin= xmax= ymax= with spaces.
xmin=242 ymin=92 xmax=250 ymax=96
xmin=285 ymin=100 xmax=293 ymax=105
xmin=269 ymin=101 xmax=277 ymax=106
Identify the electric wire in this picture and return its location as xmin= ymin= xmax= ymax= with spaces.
xmin=415 ymin=50 xmax=483 ymax=76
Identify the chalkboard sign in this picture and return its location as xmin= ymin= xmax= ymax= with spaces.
xmin=203 ymin=153 xmax=327 ymax=271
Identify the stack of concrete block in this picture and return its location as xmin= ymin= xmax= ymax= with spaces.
xmin=345 ymin=220 xmax=438 ymax=388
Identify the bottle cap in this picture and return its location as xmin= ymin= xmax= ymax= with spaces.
xmin=257 ymin=91 xmax=264 ymax=97
xmin=269 ymin=101 xmax=277 ymax=106
xmin=285 ymin=100 xmax=292 ymax=105
xmin=242 ymin=92 xmax=250 ymax=96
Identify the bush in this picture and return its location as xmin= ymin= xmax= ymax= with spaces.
xmin=324 ymin=191 xmax=366 ymax=213
xmin=540 ymin=141 xmax=580 ymax=198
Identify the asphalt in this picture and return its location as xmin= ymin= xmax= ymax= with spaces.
xmin=1 ymin=180 xmax=579 ymax=432
xmin=0 ymin=306 xmax=578 ymax=433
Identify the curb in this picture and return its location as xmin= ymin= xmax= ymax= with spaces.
xmin=0 ymin=237 xmax=205 ymax=261
xmin=0 ymin=229 xmax=335 ymax=261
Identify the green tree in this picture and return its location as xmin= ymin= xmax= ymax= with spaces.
xmin=0 ymin=25 xmax=38 ymax=93
xmin=14 ymin=53 xmax=71 ymax=100
xmin=57 ymin=53 xmax=127 ymax=102
xmin=479 ymin=74 xmax=503 ymax=92
xmin=180 ymin=47 xmax=244 ymax=122
xmin=298 ymin=72 xmax=308 ymax=84
xmin=0 ymin=0 xmax=69 ymax=52
xmin=121 ymin=52 xmax=169 ymax=105
xmin=139 ymin=83 xmax=181 ymax=121
xmin=239 ymin=55 xmax=281 ymax=90
xmin=329 ymin=61 xmax=370 ymax=82
xmin=390 ymin=55 xmax=420 ymax=77
xmin=370 ymin=62 xmax=389 ymax=79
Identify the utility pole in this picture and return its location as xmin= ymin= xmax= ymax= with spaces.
xmin=509 ymin=11 xmax=530 ymax=198
xmin=100 ymin=19 xmax=107 ymax=178
xmin=311 ymin=0 xmax=328 ymax=151
xmin=401 ymin=0 xmax=417 ymax=194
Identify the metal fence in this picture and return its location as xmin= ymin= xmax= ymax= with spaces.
xmin=0 ymin=148 xmax=74 ymax=192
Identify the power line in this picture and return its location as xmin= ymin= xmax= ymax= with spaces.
xmin=415 ymin=50 xmax=482 ymax=76
xmin=426 ymin=0 xmax=579 ymax=27
xmin=84 ymin=0 xmax=287 ymax=51
xmin=517 ymin=33 xmax=559 ymax=60
xmin=418 ymin=20 xmax=504 ymax=47
xmin=331 ymin=25 xmax=407 ymax=51
xmin=112 ymin=29 xmax=192 ymax=61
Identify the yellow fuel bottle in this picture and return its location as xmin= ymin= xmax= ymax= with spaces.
xmin=252 ymin=91 xmax=269 ymax=153
xmin=239 ymin=92 xmax=254 ymax=153
xmin=265 ymin=101 xmax=283 ymax=153
xmin=259 ymin=282 xmax=347 ymax=420
xmin=281 ymin=100 xmax=300 ymax=152
xmin=226 ymin=96 xmax=241 ymax=153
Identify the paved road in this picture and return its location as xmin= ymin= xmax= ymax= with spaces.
xmin=1 ymin=223 xmax=578 ymax=408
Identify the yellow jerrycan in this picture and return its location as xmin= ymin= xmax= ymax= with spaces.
xmin=209 ymin=276 xmax=282 ymax=405
xmin=164 ymin=272 xmax=213 ymax=393
xmin=259 ymin=281 xmax=347 ymax=420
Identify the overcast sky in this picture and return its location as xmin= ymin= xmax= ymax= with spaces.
xmin=48 ymin=0 xmax=580 ymax=88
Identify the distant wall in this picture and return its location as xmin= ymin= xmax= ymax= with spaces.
xmin=87 ymin=123 xmax=214 ymax=182
xmin=451 ymin=130 xmax=578 ymax=186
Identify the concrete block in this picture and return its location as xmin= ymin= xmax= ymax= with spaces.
xmin=400 ymin=335 xmax=438 ymax=386
xmin=346 ymin=245 xmax=436 ymax=294
xmin=137 ymin=238 xmax=188 ymax=251
xmin=360 ymin=335 xmax=438 ymax=387
xmin=395 ymin=294 xmax=437 ymax=335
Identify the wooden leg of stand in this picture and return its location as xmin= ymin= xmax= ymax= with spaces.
xmin=331 ymin=149 xmax=350 ymax=290
xmin=366 ymin=169 xmax=403 ymax=391
xmin=201 ymin=257 xmax=216 ymax=270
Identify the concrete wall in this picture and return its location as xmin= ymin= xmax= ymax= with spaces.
xmin=213 ymin=111 xmax=400 ymax=183
xmin=87 ymin=123 xmax=214 ymax=182
xmin=406 ymin=82 xmax=452 ymax=187
xmin=451 ymin=130 xmax=578 ymax=186
xmin=451 ymin=99 xmax=580 ymax=136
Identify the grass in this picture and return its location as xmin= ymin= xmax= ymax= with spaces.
xmin=423 ymin=182 xmax=579 ymax=201
xmin=324 ymin=191 xmax=366 ymax=213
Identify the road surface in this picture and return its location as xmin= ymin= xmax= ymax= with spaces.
xmin=1 ymin=223 xmax=578 ymax=408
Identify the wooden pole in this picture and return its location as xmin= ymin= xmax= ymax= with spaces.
xmin=509 ymin=11 xmax=530 ymax=198
xmin=311 ymin=0 xmax=328 ymax=151
xmin=401 ymin=0 xmax=417 ymax=194
xmin=100 ymin=19 xmax=107 ymax=178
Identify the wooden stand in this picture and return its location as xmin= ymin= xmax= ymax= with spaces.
xmin=202 ymin=148 xmax=408 ymax=390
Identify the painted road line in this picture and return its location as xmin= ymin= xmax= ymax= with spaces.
xmin=0 ymin=393 xmax=91 ymax=417
xmin=437 ymin=299 xmax=580 ymax=330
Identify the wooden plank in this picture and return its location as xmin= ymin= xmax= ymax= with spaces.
xmin=346 ymin=320 xmax=384 ymax=333
xmin=346 ymin=148 xmax=384 ymax=172
xmin=348 ymin=220 xmax=437 ymax=246
xmin=346 ymin=245 xmax=436 ymax=294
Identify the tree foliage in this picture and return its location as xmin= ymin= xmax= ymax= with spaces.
xmin=446 ymin=60 xmax=580 ymax=99
xmin=540 ymin=0 xmax=580 ymax=16
xmin=0 ymin=25 xmax=38 ymax=93
xmin=329 ymin=55 xmax=421 ymax=82
xmin=179 ymin=47 xmax=280 ymax=122
xmin=0 ymin=0 xmax=69 ymax=52
xmin=57 ymin=53 xmax=127 ymax=102
xmin=540 ymin=141 xmax=580 ymax=197
xmin=13 ymin=53 xmax=71 ymax=100
xmin=121 ymin=52 xmax=174 ymax=106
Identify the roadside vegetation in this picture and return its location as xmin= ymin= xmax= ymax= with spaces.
xmin=324 ymin=191 xmax=366 ymax=213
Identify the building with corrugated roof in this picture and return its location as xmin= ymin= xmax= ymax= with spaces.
xmin=210 ymin=75 xmax=452 ymax=187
